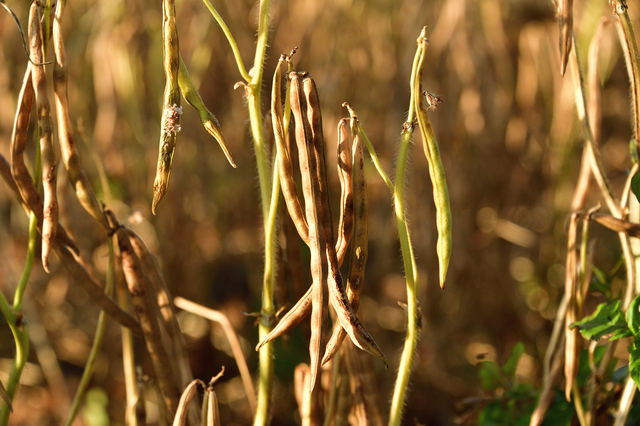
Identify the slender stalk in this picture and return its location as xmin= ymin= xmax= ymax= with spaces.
xmin=200 ymin=0 xmax=251 ymax=83
xmin=388 ymin=34 xmax=426 ymax=426
xmin=0 ymin=211 xmax=37 ymax=423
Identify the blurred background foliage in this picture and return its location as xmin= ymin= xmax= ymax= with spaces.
xmin=0 ymin=0 xmax=638 ymax=424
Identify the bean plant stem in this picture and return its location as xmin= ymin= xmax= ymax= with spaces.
xmin=0 ymin=210 xmax=37 ymax=424
xmin=204 ymin=0 xmax=275 ymax=422
xmin=388 ymin=37 xmax=424 ymax=426
xmin=245 ymin=1 xmax=276 ymax=424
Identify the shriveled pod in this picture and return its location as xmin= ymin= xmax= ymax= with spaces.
xmin=289 ymin=71 xmax=330 ymax=392
xmin=300 ymin=74 xmax=386 ymax=367
xmin=52 ymin=0 xmax=107 ymax=228
xmin=29 ymin=1 xmax=58 ymax=272
xmin=172 ymin=379 xmax=201 ymax=426
xmin=271 ymin=55 xmax=309 ymax=243
xmin=323 ymin=117 xmax=368 ymax=365
xmin=105 ymin=210 xmax=181 ymax=415
xmin=335 ymin=118 xmax=354 ymax=265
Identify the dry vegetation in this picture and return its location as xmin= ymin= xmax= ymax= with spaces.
xmin=2 ymin=0 xmax=640 ymax=424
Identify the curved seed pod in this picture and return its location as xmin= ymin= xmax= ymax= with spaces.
xmin=9 ymin=65 xmax=78 ymax=255
xmin=106 ymin=211 xmax=181 ymax=415
xmin=127 ymin=228 xmax=193 ymax=392
xmin=29 ymin=2 xmax=58 ymax=273
xmin=323 ymin=121 xmax=368 ymax=365
xmin=590 ymin=212 xmax=640 ymax=237
xmin=10 ymin=67 xmax=38 ymax=208
xmin=290 ymin=72 xmax=329 ymax=392
xmin=152 ymin=0 xmax=181 ymax=214
xmin=301 ymin=74 xmax=387 ymax=367
xmin=414 ymin=35 xmax=452 ymax=289
xmin=172 ymin=379 xmax=201 ymax=426
xmin=272 ymin=56 xmax=309 ymax=243
xmin=178 ymin=57 xmax=235 ymax=168
xmin=255 ymin=286 xmax=312 ymax=350
xmin=52 ymin=0 xmax=107 ymax=228
xmin=335 ymin=118 xmax=353 ymax=265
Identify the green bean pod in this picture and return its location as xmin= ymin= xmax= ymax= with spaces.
xmin=414 ymin=36 xmax=452 ymax=289
xmin=178 ymin=57 xmax=235 ymax=168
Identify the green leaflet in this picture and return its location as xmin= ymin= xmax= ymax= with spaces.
xmin=570 ymin=300 xmax=631 ymax=341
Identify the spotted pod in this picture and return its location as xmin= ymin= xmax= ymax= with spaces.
xmin=152 ymin=0 xmax=181 ymax=214
xmin=323 ymin=120 xmax=368 ymax=365
xmin=301 ymin=74 xmax=387 ymax=368
xmin=29 ymin=2 xmax=58 ymax=272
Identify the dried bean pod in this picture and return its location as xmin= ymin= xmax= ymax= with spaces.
xmin=29 ymin=2 xmax=58 ymax=272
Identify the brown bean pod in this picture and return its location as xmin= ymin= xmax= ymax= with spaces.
xmin=127 ymin=228 xmax=193 ymax=389
xmin=255 ymin=286 xmax=313 ymax=351
xmin=290 ymin=72 xmax=329 ymax=392
xmin=172 ymin=379 xmax=201 ymax=426
xmin=205 ymin=387 xmax=221 ymax=426
xmin=301 ymin=75 xmax=387 ymax=367
xmin=29 ymin=2 xmax=58 ymax=272
xmin=323 ymin=120 xmax=368 ymax=365
xmin=52 ymin=0 xmax=107 ymax=228
xmin=272 ymin=56 xmax=309 ymax=244
xmin=106 ymin=211 xmax=181 ymax=415
xmin=10 ymin=50 xmax=78 ymax=255
xmin=334 ymin=118 xmax=354 ymax=265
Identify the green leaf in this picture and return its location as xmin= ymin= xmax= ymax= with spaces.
xmin=628 ymin=342 xmax=640 ymax=390
xmin=632 ymin=171 xmax=640 ymax=202
xmin=502 ymin=342 xmax=525 ymax=378
xmin=479 ymin=361 xmax=503 ymax=391
xmin=570 ymin=300 xmax=632 ymax=341
xmin=626 ymin=295 xmax=640 ymax=338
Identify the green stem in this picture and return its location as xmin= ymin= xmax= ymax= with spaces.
xmin=254 ymin=163 xmax=279 ymax=426
xmin=200 ymin=0 xmax=251 ymax=82
xmin=388 ymin=127 xmax=419 ymax=426
xmin=0 ymin=320 xmax=28 ymax=425
xmin=13 ymin=212 xmax=38 ymax=311
xmin=0 ymin=212 xmax=37 ymax=423
xmin=220 ymin=1 xmax=277 ymax=424
xmin=388 ymin=35 xmax=426 ymax=426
